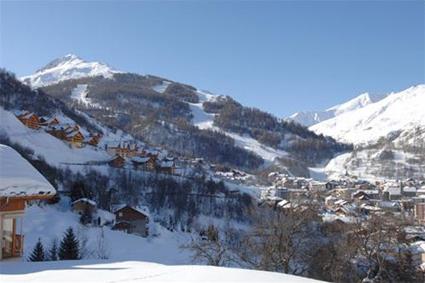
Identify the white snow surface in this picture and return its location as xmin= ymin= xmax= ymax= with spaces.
xmin=310 ymin=85 xmax=425 ymax=144
xmin=288 ymin=92 xmax=385 ymax=127
xmin=0 ymin=107 xmax=109 ymax=166
xmin=0 ymin=260 xmax=322 ymax=283
xmin=0 ymin=145 xmax=55 ymax=197
xmin=70 ymin=84 xmax=98 ymax=107
xmin=5 ymin=202 xmax=323 ymax=282
xmin=21 ymin=54 xmax=121 ymax=88
xmin=152 ymin=80 xmax=171 ymax=94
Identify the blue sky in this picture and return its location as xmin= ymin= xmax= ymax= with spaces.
xmin=1 ymin=1 xmax=424 ymax=117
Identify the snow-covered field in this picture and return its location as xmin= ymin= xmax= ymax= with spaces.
xmin=0 ymin=260 xmax=322 ymax=283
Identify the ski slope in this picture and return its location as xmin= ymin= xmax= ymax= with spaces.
xmin=189 ymin=90 xmax=287 ymax=162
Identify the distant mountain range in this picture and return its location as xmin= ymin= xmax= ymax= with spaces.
xmin=16 ymin=54 xmax=424 ymax=179
xmin=17 ymin=54 xmax=348 ymax=177
xmin=288 ymin=92 xmax=385 ymax=127
xmin=288 ymin=85 xmax=425 ymax=145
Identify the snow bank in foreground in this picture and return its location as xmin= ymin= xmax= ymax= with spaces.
xmin=0 ymin=260 xmax=323 ymax=283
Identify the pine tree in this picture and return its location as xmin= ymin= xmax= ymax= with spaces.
xmin=28 ymin=238 xmax=45 ymax=262
xmin=58 ymin=227 xmax=80 ymax=260
xmin=48 ymin=238 xmax=58 ymax=261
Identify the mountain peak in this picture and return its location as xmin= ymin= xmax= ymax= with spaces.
xmin=21 ymin=54 xmax=121 ymax=88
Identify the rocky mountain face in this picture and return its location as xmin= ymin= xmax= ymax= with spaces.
xmin=21 ymin=54 xmax=349 ymax=175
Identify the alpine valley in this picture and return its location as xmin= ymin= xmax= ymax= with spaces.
xmin=1 ymin=54 xmax=425 ymax=282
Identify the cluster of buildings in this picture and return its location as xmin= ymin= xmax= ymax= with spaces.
xmin=261 ymin=173 xmax=425 ymax=272
xmin=262 ymin=173 xmax=425 ymax=224
xmin=15 ymin=110 xmax=102 ymax=148
xmin=105 ymin=142 xmax=177 ymax=174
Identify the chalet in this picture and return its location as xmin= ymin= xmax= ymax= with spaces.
xmin=112 ymin=205 xmax=149 ymax=237
xmin=86 ymin=133 xmax=102 ymax=147
xmin=156 ymin=159 xmax=175 ymax=174
xmin=66 ymin=130 xmax=85 ymax=147
xmin=46 ymin=125 xmax=67 ymax=140
xmin=15 ymin=111 xmax=40 ymax=129
xmin=109 ymin=155 xmax=126 ymax=168
xmin=39 ymin=116 xmax=60 ymax=127
xmin=0 ymin=145 xmax=56 ymax=260
xmin=71 ymin=198 xmax=97 ymax=216
xmin=131 ymin=156 xmax=156 ymax=171
xmin=106 ymin=142 xmax=139 ymax=158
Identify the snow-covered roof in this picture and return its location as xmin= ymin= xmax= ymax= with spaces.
xmin=159 ymin=160 xmax=174 ymax=168
xmin=131 ymin=156 xmax=151 ymax=163
xmin=403 ymin=186 xmax=417 ymax=193
xmin=0 ymin=144 xmax=56 ymax=198
xmin=72 ymin=198 xmax=96 ymax=206
xmin=113 ymin=204 xmax=149 ymax=216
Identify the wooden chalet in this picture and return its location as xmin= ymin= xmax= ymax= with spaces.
xmin=65 ymin=128 xmax=85 ymax=148
xmin=0 ymin=145 xmax=56 ymax=260
xmin=15 ymin=111 xmax=40 ymax=129
xmin=87 ymin=133 xmax=102 ymax=147
xmin=106 ymin=142 xmax=139 ymax=158
xmin=39 ymin=116 xmax=60 ymax=127
xmin=131 ymin=156 xmax=156 ymax=171
xmin=108 ymin=155 xmax=126 ymax=168
xmin=71 ymin=198 xmax=97 ymax=216
xmin=112 ymin=205 xmax=149 ymax=237
xmin=156 ymin=159 xmax=176 ymax=174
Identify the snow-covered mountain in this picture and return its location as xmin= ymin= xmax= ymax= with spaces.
xmin=310 ymin=85 xmax=425 ymax=145
xmin=288 ymin=92 xmax=385 ymax=127
xmin=21 ymin=54 xmax=121 ymax=88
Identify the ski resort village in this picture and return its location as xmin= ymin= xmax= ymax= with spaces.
xmin=1 ymin=1 xmax=425 ymax=281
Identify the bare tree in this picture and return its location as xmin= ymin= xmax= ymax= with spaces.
xmin=237 ymin=204 xmax=320 ymax=275
xmin=182 ymin=225 xmax=233 ymax=266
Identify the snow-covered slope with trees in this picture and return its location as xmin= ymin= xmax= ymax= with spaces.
xmin=310 ymin=85 xmax=425 ymax=145
xmin=0 ymin=106 xmax=109 ymax=166
xmin=288 ymin=92 xmax=385 ymax=127
xmin=21 ymin=54 xmax=121 ymax=88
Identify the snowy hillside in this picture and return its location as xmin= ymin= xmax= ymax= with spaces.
xmin=1 ymin=260 xmax=322 ymax=283
xmin=288 ymin=92 xmax=385 ymax=127
xmin=21 ymin=54 xmax=121 ymax=88
xmin=310 ymin=85 xmax=425 ymax=144
xmin=0 ymin=107 xmax=109 ymax=166
xmin=189 ymin=90 xmax=289 ymax=162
